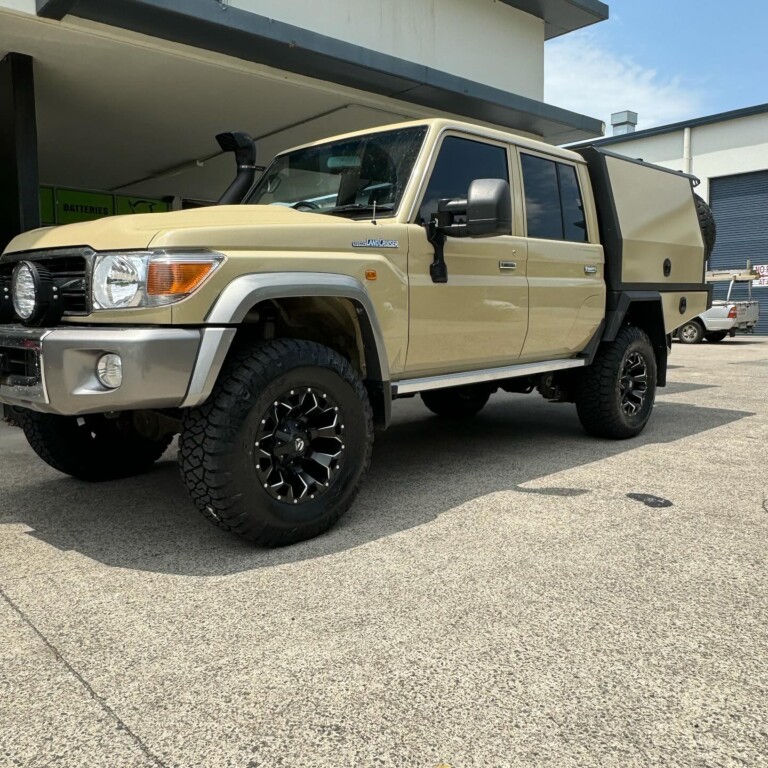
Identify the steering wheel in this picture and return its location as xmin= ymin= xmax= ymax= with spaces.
xmin=291 ymin=200 xmax=320 ymax=211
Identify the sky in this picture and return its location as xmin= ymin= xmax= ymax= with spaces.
xmin=545 ymin=0 xmax=768 ymax=134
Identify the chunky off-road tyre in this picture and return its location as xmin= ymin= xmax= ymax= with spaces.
xmin=179 ymin=339 xmax=373 ymax=547
xmin=678 ymin=319 xmax=704 ymax=344
xmin=18 ymin=411 xmax=172 ymax=481
xmin=575 ymin=325 xmax=657 ymax=440
xmin=705 ymin=331 xmax=728 ymax=343
xmin=694 ymin=193 xmax=717 ymax=260
xmin=421 ymin=385 xmax=490 ymax=418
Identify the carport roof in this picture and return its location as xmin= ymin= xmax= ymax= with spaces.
xmin=35 ymin=0 xmax=605 ymax=144
xmin=501 ymin=0 xmax=609 ymax=39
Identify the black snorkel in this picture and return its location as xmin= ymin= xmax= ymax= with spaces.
xmin=216 ymin=131 xmax=257 ymax=205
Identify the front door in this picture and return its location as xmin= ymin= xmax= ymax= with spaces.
xmin=404 ymin=134 xmax=529 ymax=376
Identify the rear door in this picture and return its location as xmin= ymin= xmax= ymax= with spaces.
xmin=517 ymin=150 xmax=604 ymax=361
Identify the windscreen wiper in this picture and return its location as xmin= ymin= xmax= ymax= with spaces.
xmin=325 ymin=204 xmax=395 ymax=217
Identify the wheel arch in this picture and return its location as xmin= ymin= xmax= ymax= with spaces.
xmin=602 ymin=292 xmax=669 ymax=386
xmin=184 ymin=273 xmax=391 ymax=426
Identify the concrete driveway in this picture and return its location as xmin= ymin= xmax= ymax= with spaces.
xmin=1 ymin=339 xmax=767 ymax=768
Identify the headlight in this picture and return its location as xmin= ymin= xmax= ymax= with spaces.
xmin=92 ymin=250 xmax=224 ymax=310
xmin=92 ymin=254 xmax=146 ymax=309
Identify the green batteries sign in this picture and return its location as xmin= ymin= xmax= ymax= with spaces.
xmin=56 ymin=189 xmax=114 ymax=225
xmin=39 ymin=187 xmax=171 ymax=226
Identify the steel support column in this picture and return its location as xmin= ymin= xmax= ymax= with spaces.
xmin=0 ymin=53 xmax=40 ymax=252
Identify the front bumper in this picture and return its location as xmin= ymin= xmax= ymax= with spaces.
xmin=0 ymin=325 xmax=231 ymax=416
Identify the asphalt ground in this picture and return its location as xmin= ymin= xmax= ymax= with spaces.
xmin=1 ymin=338 xmax=767 ymax=768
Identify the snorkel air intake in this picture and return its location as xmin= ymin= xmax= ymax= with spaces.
xmin=216 ymin=131 xmax=257 ymax=205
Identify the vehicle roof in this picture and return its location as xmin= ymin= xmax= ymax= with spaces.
xmin=276 ymin=118 xmax=586 ymax=164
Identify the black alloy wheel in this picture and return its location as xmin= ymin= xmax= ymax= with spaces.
xmin=619 ymin=352 xmax=649 ymax=417
xmin=179 ymin=339 xmax=373 ymax=546
xmin=255 ymin=387 xmax=346 ymax=504
xmin=575 ymin=325 xmax=657 ymax=439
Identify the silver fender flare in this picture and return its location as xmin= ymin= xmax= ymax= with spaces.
xmin=182 ymin=272 xmax=390 ymax=408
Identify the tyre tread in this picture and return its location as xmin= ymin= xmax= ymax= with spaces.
xmin=178 ymin=339 xmax=373 ymax=546
xmin=576 ymin=325 xmax=656 ymax=440
xmin=19 ymin=412 xmax=171 ymax=481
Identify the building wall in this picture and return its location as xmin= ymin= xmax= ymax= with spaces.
xmin=0 ymin=0 xmax=35 ymax=13
xmin=230 ymin=0 xmax=545 ymax=99
xmin=602 ymin=113 xmax=768 ymax=202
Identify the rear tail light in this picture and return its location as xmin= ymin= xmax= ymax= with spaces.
xmin=727 ymin=306 xmax=738 ymax=319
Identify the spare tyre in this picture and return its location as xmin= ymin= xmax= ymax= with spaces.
xmin=694 ymin=193 xmax=716 ymax=260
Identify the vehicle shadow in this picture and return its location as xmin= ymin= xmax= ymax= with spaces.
xmin=0 ymin=394 xmax=755 ymax=576
xmin=660 ymin=381 xmax=719 ymax=396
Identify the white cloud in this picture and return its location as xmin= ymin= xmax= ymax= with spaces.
xmin=545 ymin=33 xmax=705 ymax=136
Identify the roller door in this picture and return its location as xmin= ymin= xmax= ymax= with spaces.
xmin=709 ymin=170 xmax=768 ymax=335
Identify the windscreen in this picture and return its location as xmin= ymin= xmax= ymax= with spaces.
xmin=245 ymin=126 xmax=428 ymax=218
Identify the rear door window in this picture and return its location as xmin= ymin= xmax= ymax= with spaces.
xmin=521 ymin=154 xmax=588 ymax=242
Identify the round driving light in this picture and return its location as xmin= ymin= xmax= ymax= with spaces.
xmin=96 ymin=354 xmax=123 ymax=389
xmin=12 ymin=262 xmax=38 ymax=320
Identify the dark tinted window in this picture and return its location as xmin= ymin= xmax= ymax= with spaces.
xmin=419 ymin=137 xmax=509 ymax=223
xmin=557 ymin=163 xmax=588 ymax=242
xmin=521 ymin=154 xmax=562 ymax=239
xmin=521 ymin=154 xmax=588 ymax=242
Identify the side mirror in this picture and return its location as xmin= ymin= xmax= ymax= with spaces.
xmin=435 ymin=179 xmax=512 ymax=238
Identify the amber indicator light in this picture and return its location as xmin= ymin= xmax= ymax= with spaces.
xmin=147 ymin=262 xmax=216 ymax=296
xmin=365 ymin=269 xmax=377 ymax=281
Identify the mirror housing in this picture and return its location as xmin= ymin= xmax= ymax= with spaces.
xmin=436 ymin=178 xmax=512 ymax=238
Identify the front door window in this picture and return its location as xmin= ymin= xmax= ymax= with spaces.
xmin=418 ymin=136 xmax=509 ymax=224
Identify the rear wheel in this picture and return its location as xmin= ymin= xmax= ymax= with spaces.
xmin=575 ymin=325 xmax=657 ymax=440
xmin=678 ymin=319 xmax=704 ymax=344
xmin=18 ymin=411 xmax=172 ymax=481
xmin=705 ymin=331 xmax=727 ymax=343
xmin=421 ymin=385 xmax=490 ymax=418
xmin=179 ymin=339 xmax=373 ymax=546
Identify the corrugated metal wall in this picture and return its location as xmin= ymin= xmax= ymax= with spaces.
xmin=709 ymin=170 xmax=768 ymax=335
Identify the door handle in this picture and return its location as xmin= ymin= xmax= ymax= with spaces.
xmin=499 ymin=261 xmax=517 ymax=271
xmin=584 ymin=265 xmax=597 ymax=274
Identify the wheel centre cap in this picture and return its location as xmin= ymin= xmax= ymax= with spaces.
xmin=276 ymin=420 xmax=309 ymax=458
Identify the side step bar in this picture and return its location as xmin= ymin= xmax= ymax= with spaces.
xmin=392 ymin=358 xmax=587 ymax=396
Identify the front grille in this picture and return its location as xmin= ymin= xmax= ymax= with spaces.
xmin=0 ymin=250 xmax=89 ymax=318
xmin=0 ymin=344 xmax=40 ymax=386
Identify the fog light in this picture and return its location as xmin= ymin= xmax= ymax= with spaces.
xmin=96 ymin=354 xmax=123 ymax=389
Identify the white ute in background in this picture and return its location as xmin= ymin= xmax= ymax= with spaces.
xmin=676 ymin=266 xmax=760 ymax=344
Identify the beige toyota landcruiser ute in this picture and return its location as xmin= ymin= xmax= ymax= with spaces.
xmin=0 ymin=120 xmax=714 ymax=546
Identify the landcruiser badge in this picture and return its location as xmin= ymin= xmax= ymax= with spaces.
xmin=352 ymin=239 xmax=399 ymax=249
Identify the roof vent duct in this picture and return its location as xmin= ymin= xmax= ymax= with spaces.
xmin=611 ymin=110 xmax=638 ymax=136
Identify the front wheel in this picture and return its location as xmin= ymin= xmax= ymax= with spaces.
xmin=178 ymin=339 xmax=373 ymax=547
xmin=18 ymin=411 xmax=172 ymax=481
xmin=705 ymin=331 xmax=728 ymax=343
xmin=575 ymin=326 xmax=657 ymax=440
xmin=677 ymin=320 xmax=704 ymax=344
